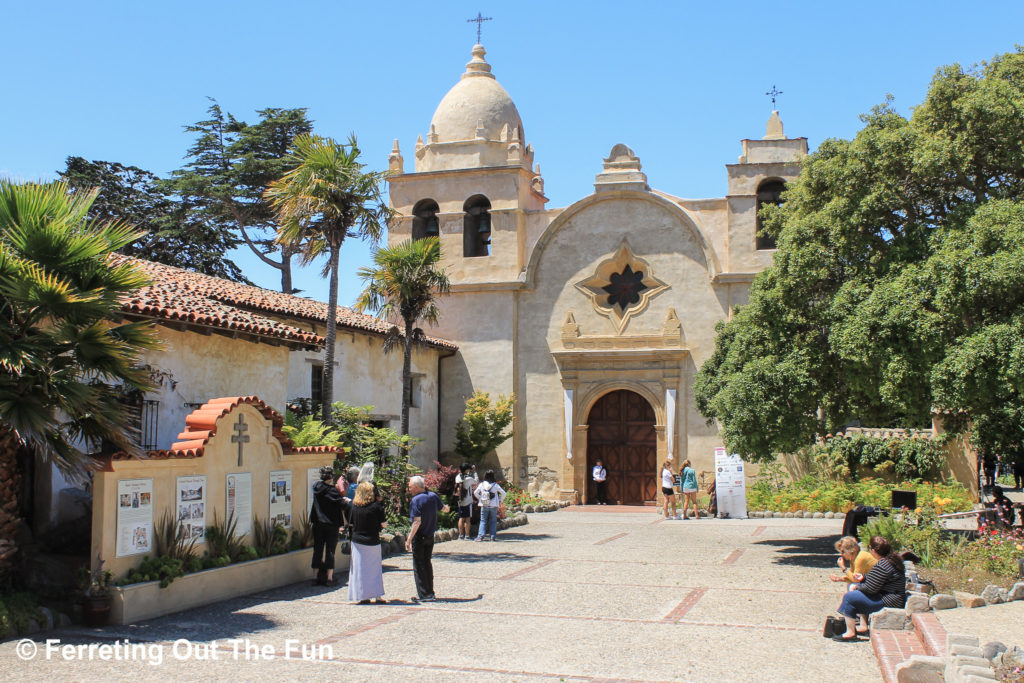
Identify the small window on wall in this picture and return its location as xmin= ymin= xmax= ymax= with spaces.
xmin=410 ymin=375 xmax=423 ymax=408
xmin=463 ymin=195 xmax=491 ymax=257
xmin=311 ymin=363 xmax=324 ymax=410
xmin=411 ymin=199 xmax=440 ymax=241
xmin=756 ymin=179 xmax=785 ymax=250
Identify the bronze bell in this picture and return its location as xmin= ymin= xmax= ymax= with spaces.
xmin=425 ymin=215 xmax=439 ymax=236
xmin=477 ymin=212 xmax=491 ymax=234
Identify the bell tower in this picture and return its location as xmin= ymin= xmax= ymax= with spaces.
xmin=387 ymin=43 xmax=547 ymax=286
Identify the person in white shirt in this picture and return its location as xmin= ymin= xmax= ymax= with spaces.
xmin=660 ymin=461 xmax=678 ymax=519
xmin=454 ymin=463 xmax=477 ymax=540
xmin=473 ymin=470 xmax=506 ymax=541
xmin=592 ymin=459 xmax=608 ymax=505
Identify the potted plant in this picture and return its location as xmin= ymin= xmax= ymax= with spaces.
xmin=77 ymin=556 xmax=113 ymax=627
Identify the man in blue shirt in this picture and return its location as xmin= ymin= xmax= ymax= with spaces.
xmin=406 ymin=475 xmax=449 ymax=601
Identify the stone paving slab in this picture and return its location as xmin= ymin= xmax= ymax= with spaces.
xmin=2 ymin=509 xmax=880 ymax=682
xmin=935 ymin=599 xmax=1024 ymax=648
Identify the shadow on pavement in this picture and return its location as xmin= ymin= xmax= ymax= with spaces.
xmin=437 ymin=551 xmax=535 ymax=564
xmin=479 ymin=532 xmax=556 ymax=542
xmin=754 ymin=536 xmax=837 ymax=569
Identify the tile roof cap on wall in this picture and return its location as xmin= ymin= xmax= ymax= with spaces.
xmin=109 ymin=396 xmax=344 ymax=461
xmin=115 ymin=255 xmax=457 ymax=351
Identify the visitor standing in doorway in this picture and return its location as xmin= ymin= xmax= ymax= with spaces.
xmin=592 ymin=459 xmax=608 ymax=505
xmin=661 ymin=462 xmax=678 ymax=519
xmin=474 ymin=470 xmax=506 ymax=541
xmin=310 ymin=465 xmax=344 ymax=587
xmin=679 ymin=459 xmax=699 ymax=519
xmin=406 ymin=475 xmax=449 ymax=601
xmin=455 ymin=463 xmax=477 ymax=540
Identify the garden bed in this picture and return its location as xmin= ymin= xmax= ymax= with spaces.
xmin=111 ymin=547 xmax=331 ymax=625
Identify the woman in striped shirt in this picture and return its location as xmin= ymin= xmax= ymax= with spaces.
xmin=833 ymin=535 xmax=907 ymax=642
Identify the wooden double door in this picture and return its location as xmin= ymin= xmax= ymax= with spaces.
xmin=586 ymin=390 xmax=657 ymax=505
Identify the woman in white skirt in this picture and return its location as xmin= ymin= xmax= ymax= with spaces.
xmin=341 ymin=482 xmax=387 ymax=604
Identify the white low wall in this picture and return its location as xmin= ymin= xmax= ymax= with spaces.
xmin=111 ymin=548 xmax=349 ymax=625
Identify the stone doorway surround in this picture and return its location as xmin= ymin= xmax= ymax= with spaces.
xmin=552 ymin=309 xmax=686 ymax=504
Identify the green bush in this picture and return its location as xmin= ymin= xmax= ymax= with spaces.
xmin=806 ymin=434 xmax=948 ymax=480
xmin=118 ymin=556 xmax=185 ymax=588
xmin=0 ymin=592 xmax=44 ymax=638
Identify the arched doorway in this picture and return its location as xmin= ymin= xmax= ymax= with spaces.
xmin=586 ymin=390 xmax=657 ymax=505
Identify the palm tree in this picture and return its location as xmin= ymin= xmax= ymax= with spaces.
xmin=0 ymin=180 xmax=160 ymax=576
xmin=356 ymin=238 xmax=450 ymax=437
xmin=266 ymin=134 xmax=392 ymax=424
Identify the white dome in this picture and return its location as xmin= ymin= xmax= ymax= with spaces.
xmin=429 ymin=45 xmax=524 ymax=143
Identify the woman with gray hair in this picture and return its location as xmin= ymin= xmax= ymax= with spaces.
xmin=358 ymin=461 xmax=382 ymax=502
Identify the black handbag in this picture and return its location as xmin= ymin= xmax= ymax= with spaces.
xmin=822 ymin=615 xmax=845 ymax=638
xmin=340 ymin=511 xmax=352 ymax=555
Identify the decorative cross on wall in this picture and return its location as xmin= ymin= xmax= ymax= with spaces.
xmin=765 ymin=85 xmax=783 ymax=109
xmin=231 ymin=414 xmax=250 ymax=467
xmin=467 ymin=12 xmax=492 ymax=44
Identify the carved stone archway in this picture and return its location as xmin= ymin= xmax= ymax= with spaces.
xmin=552 ymin=315 xmax=687 ymax=503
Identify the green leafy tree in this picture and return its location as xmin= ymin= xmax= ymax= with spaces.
xmin=59 ymin=156 xmax=246 ymax=280
xmin=453 ymin=391 xmax=514 ymax=463
xmin=266 ymin=134 xmax=392 ymax=424
xmin=695 ymin=48 xmax=1024 ymax=463
xmin=0 ymin=180 xmax=160 ymax=576
xmin=169 ymin=100 xmax=314 ymax=292
xmin=356 ymin=238 xmax=450 ymax=437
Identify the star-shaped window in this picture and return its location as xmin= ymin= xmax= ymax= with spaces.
xmin=602 ymin=265 xmax=648 ymax=309
xmin=574 ymin=239 xmax=668 ymax=334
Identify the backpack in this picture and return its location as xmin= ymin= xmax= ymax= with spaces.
xmin=478 ymin=482 xmax=493 ymax=504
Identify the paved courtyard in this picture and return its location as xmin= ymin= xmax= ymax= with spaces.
xmin=3 ymin=507 xmax=880 ymax=682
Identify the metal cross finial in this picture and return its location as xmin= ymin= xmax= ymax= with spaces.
xmin=766 ymin=85 xmax=783 ymax=109
xmin=467 ymin=12 xmax=492 ymax=44
xmin=231 ymin=413 xmax=250 ymax=467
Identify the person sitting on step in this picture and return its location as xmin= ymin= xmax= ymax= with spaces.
xmin=832 ymin=536 xmax=906 ymax=642
xmin=828 ymin=536 xmax=876 ymax=591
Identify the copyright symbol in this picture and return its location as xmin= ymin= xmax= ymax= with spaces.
xmin=16 ymin=638 xmax=38 ymax=660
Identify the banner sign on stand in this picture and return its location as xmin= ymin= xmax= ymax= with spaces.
xmin=714 ymin=447 xmax=747 ymax=519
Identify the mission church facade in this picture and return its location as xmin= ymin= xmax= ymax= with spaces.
xmin=387 ymin=43 xmax=807 ymax=505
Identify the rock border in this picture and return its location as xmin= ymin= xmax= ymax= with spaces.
xmin=380 ymin=511 xmax=532 ymax=555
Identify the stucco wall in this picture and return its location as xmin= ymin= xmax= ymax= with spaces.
xmin=519 ymin=193 xmax=736 ymax=496
xmin=285 ymin=333 xmax=443 ymax=469
xmin=142 ymin=329 xmax=290 ymax=453
xmin=91 ymin=403 xmax=336 ymax=579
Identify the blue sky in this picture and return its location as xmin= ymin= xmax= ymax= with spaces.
xmin=4 ymin=0 xmax=1022 ymax=304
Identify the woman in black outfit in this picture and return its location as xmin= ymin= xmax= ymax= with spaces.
xmin=341 ymin=482 xmax=388 ymax=604
xmin=833 ymin=535 xmax=907 ymax=641
xmin=310 ymin=465 xmax=344 ymax=587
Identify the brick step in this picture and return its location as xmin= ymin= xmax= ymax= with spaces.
xmin=871 ymin=613 xmax=947 ymax=682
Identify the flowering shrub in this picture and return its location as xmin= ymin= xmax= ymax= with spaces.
xmin=949 ymin=524 xmax=1024 ymax=576
xmin=503 ymin=483 xmax=546 ymax=509
xmin=423 ymin=462 xmax=459 ymax=498
xmin=747 ymin=475 xmax=972 ymax=513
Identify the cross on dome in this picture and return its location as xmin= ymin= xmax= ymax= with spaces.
xmin=467 ymin=12 xmax=492 ymax=44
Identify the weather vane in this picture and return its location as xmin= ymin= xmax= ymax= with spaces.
xmin=467 ymin=12 xmax=492 ymax=44
xmin=766 ymin=85 xmax=783 ymax=109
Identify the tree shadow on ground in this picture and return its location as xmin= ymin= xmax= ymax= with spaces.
xmin=477 ymin=532 xmax=556 ymax=542
xmin=383 ymin=594 xmax=485 ymax=605
xmin=436 ymin=551 xmax=535 ymax=564
xmin=753 ymin=537 xmax=838 ymax=569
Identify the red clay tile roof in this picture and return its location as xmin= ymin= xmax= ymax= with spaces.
xmin=115 ymin=255 xmax=457 ymax=351
xmin=111 ymin=396 xmax=344 ymax=460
